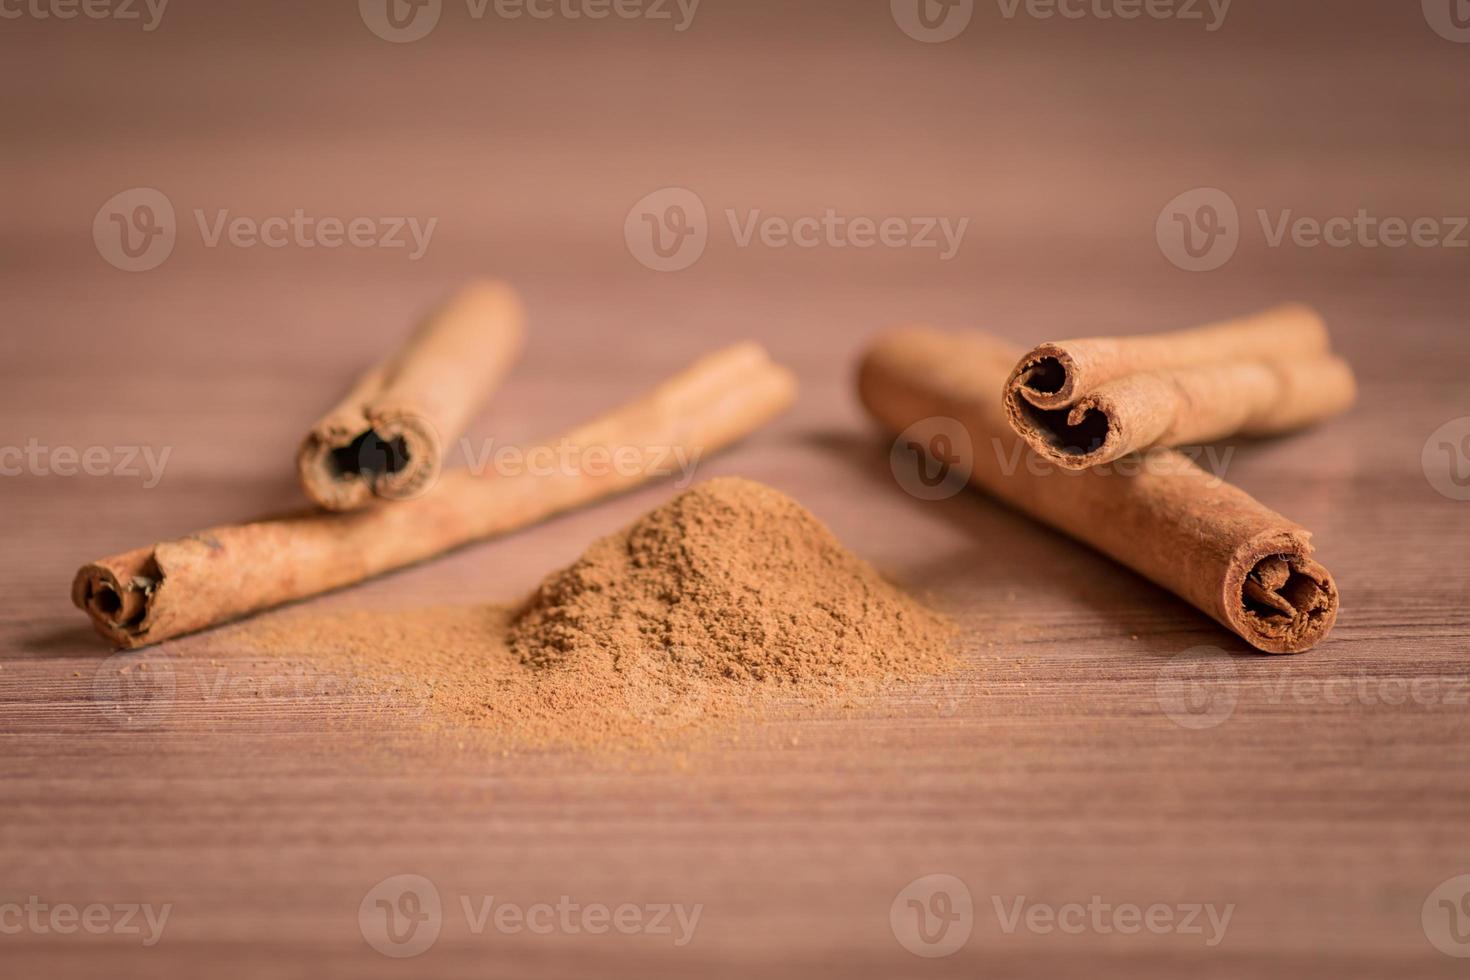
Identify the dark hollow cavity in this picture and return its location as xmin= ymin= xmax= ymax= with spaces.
xmin=1021 ymin=402 xmax=1110 ymax=456
xmin=1021 ymin=357 xmax=1067 ymax=395
xmin=331 ymin=430 xmax=412 ymax=480
xmin=1242 ymin=558 xmax=1327 ymax=622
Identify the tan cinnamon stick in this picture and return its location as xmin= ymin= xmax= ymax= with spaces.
xmin=1002 ymin=304 xmax=1357 ymax=469
xmin=859 ymin=326 xmax=1338 ymax=653
xmin=297 ymin=279 xmax=526 ymax=511
xmin=75 ymin=343 xmax=797 ymax=649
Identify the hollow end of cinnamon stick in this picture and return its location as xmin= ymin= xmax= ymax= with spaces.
xmin=1226 ymin=539 xmax=1339 ymax=654
xmin=1004 ymin=372 xmax=1189 ymax=471
xmin=297 ymin=410 xmax=442 ymax=511
xmin=1002 ymin=306 xmax=1355 ymax=470
xmin=1003 ymin=391 xmax=1119 ymax=469
xmin=71 ymin=547 xmax=161 ymax=649
xmin=297 ymin=279 xmax=525 ymax=512
xmin=1006 ymin=342 xmax=1080 ymax=411
xmin=1002 ymin=343 xmax=1130 ymax=468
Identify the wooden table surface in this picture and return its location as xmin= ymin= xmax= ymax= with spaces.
xmin=4 ymin=2 xmax=1469 ymax=977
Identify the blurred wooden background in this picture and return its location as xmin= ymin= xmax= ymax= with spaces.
xmin=3 ymin=1 xmax=1469 ymax=977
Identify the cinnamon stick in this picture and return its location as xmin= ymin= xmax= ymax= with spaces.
xmin=859 ymin=326 xmax=1338 ymax=653
xmin=297 ymin=279 xmax=526 ymax=511
xmin=75 ymin=343 xmax=796 ymax=649
xmin=1002 ymin=304 xmax=1357 ymax=469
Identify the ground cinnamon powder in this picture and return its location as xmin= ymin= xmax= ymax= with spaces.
xmin=228 ymin=478 xmax=955 ymax=748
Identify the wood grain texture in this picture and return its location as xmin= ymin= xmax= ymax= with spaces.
xmin=3 ymin=1 xmax=1469 ymax=977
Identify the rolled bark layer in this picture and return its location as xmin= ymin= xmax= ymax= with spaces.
xmin=76 ymin=343 xmax=797 ymax=649
xmin=1002 ymin=304 xmax=1356 ymax=469
xmin=860 ymin=326 xmax=1339 ymax=653
xmin=297 ymin=279 xmax=526 ymax=511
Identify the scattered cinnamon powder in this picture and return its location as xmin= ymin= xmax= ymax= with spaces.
xmin=224 ymin=478 xmax=955 ymax=749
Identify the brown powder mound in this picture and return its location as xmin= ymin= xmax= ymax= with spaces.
xmin=509 ymin=477 xmax=951 ymax=687
xmin=226 ymin=478 xmax=955 ymax=750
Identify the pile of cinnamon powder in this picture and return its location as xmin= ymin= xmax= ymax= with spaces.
xmin=229 ymin=478 xmax=954 ymax=748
